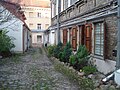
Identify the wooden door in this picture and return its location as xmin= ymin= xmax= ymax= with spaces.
xmin=84 ymin=24 xmax=92 ymax=53
xmin=81 ymin=25 xmax=85 ymax=45
xmin=63 ymin=29 xmax=68 ymax=45
xmin=72 ymin=27 xmax=77 ymax=51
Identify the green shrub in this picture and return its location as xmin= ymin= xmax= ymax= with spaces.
xmin=73 ymin=45 xmax=89 ymax=70
xmin=53 ymin=58 xmax=94 ymax=90
xmin=69 ymin=55 xmax=76 ymax=65
xmin=82 ymin=66 xmax=97 ymax=75
xmin=77 ymin=45 xmax=89 ymax=61
xmin=0 ymin=30 xmax=15 ymax=57
xmin=79 ymin=78 xmax=94 ymax=90
xmin=53 ymin=42 xmax=63 ymax=58
xmin=47 ymin=45 xmax=56 ymax=57
xmin=59 ymin=52 xmax=64 ymax=61
xmin=60 ymin=42 xmax=72 ymax=63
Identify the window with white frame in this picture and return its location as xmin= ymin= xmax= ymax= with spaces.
xmin=29 ymin=12 xmax=33 ymax=17
xmin=45 ymin=24 xmax=49 ymax=29
xmin=37 ymin=12 xmax=41 ymax=17
xmin=94 ymin=22 xmax=104 ymax=56
xmin=37 ymin=24 xmax=41 ymax=30
xmin=37 ymin=35 xmax=42 ymax=43
xmin=29 ymin=23 xmax=33 ymax=28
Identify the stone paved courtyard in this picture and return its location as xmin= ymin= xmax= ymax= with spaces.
xmin=0 ymin=48 xmax=79 ymax=90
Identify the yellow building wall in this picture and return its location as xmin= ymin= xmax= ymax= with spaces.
xmin=22 ymin=6 xmax=51 ymax=30
xmin=21 ymin=6 xmax=51 ymax=45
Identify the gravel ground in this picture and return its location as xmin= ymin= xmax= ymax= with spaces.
xmin=0 ymin=47 xmax=79 ymax=90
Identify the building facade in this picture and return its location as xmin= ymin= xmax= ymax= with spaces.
xmin=50 ymin=0 xmax=117 ymax=74
xmin=6 ymin=0 xmax=51 ymax=47
xmin=20 ymin=1 xmax=51 ymax=47
xmin=0 ymin=1 xmax=31 ymax=53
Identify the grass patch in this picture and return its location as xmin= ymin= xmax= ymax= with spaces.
xmin=0 ymin=53 xmax=23 ymax=65
xmin=30 ymin=67 xmax=55 ymax=90
xmin=51 ymin=58 xmax=94 ymax=90
xmin=39 ymin=48 xmax=43 ymax=54
xmin=11 ymin=54 xmax=22 ymax=63
xmin=0 ymin=58 xmax=9 ymax=65
xmin=31 ymin=48 xmax=43 ymax=60
xmin=31 ymin=51 xmax=40 ymax=59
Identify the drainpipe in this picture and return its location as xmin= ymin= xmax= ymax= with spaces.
xmin=116 ymin=0 xmax=120 ymax=70
xmin=22 ymin=26 xmax=24 ymax=53
xmin=57 ymin=0 xmax=61 ymax=44
xmin=26 ymin=30 xmax=28 ymax=50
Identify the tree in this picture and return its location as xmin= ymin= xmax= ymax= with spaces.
xmin=0 ymin=5 xmax=13 ymax=26
xmin=0 ymin=30 xmax=15 ymax=57
xmin=0 ymin=0 xmax=22 ymax=29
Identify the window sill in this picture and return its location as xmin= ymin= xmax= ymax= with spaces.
xmin=93 ymin=54 xmax=104 ymax=60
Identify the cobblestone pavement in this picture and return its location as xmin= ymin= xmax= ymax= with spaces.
xmin=0 ymin=48 xmax=79 ymax=90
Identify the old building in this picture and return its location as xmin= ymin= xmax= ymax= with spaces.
xmin=50 ymin=0 xmax=118 ymax=74
xmin=6 ymin=0 xmax=51 ymax=47
xmin=0 ymin=1 xmax=31 ymax=53
xmin=21 ymin=5 xmax=51 ymax=47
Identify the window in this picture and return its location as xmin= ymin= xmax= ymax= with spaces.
xmin=94 ymin=23 xmax=104 ymax=56
xmin=37 ymin=35 xmax=42 ymax=43
xmin=29 ymin=23 xmax=33 ymax=28
xmin=37 ymin=24 xmax=41 ymax=30
xmin=29 ymin=12 xmax=33 ymax=17
xmin=45 ymin=13 xmax=49 ymax=18
xmin=37 ymin=12 xmax=41 ymax=17
xmin=45 ymin=24 xmax=49 ymax=29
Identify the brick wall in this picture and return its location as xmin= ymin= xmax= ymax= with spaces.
xmin=51 ymin=0 xmax=117 ymax=60
xmin=51 ymin=0 xmax=114 ymax=24
xmin=105 ymin=15 xmax=117 ymax=60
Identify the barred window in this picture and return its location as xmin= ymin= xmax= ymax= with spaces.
xmin=94 ymin=23 xmax=104 ymax=56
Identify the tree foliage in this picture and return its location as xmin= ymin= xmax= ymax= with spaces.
xmin=53 ymin=42 xmax=63 ymax=58
xmin=0 ymin=30 xmax=15 ymax=57
xmin=60 ymin=42 xmax=72 ymax=63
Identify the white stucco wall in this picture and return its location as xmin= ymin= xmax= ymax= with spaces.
xmin=44 ymin=33 xmax=48 ymax=45
xmin=49 ymin=30 xmax=55 ymax=45
xmin=0 ymin=5 xmax=31 ymax=53
xmin=0 ymin=18 xmax=23 ymax=52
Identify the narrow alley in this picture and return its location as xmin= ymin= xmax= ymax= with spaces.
xmin=0 ymin=47 xmax=79 ymax=90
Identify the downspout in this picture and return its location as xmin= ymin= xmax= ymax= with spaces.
xmin=27 ymin=30 xmax=28 ymax=50
xmin=51 ymin=0 xmax=52 ymax=23
xmin=23 ymin=26 xmax=24 ymax=53
xmin=57 ymin=0 xmax=61 ymax=44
